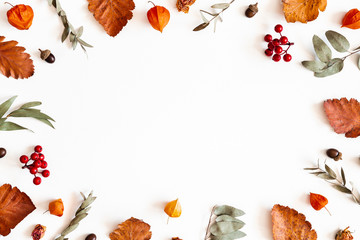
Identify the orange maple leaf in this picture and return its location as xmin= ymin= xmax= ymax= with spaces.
xmin=87 ymin=0 xmax=135 ymax=37
xmin=282 ymin=0 xmax=327 ymax=23
xmin=0 ymin=36 xmax=34 ymax=79
xmin=109 ymin=217 xmax=152 ymax=240
xmin=0 ymin=184 xmax=36 ymax=236
xmin=271 ymin=204 xmax=317 ymax=240
xmin=324 ymin=98 xmax=360 ymax=138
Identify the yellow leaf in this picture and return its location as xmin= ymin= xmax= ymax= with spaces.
xmin=282 ymin=0 xmax=327 ymax=23
xmin=164 ymin=199 xmax=182 ymax=218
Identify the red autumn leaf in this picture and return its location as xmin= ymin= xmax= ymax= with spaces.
xmin=271 ymin=204 xmax=317 ymax=240
xmin=0 ymin=184 xmax=36 ymax=236
xmin=324 ymin=98 xmax=360 ymax=138
xmin=87 ymin=0 xmax=135 ymax=37
xmin=0 ymin=36 xmax=34 ymax=79
xmin=109 ymin=217 xmax=152 ymax=240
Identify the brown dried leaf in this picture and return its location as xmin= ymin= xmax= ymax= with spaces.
xmin=324 ymin=98 xmax=360 ymax=138
xmin=0 ymin=36 xmax=34 ymax=79
xmin=109 ymin=217 xmax=152 ymax=240
xmin=87 ymin=0 xmax=135 ymax=37
xmin=271 ymin=204 xmax=317 ymax=240
xmin=176 ymin=0 xmax=196 ymax=13
xmin=0 ymin=184 xmax=36 ymax=236
xmin=282 ymin=0 xmax=327 ymax=23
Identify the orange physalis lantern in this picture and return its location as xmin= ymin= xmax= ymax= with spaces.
xmin=309 ymin=193 xmax=331 ymax=215
xmin=342 ymin=9 xmax=360 ymax=29
xmin=48 ymin=199 xmax=64 ymax=217
xmin=164 ymin=198 xmax=182 ymax=218
xmin=6 ymin=4 xmax=34 ymax=30
xmin=147 ymin=2 xmax=170 ymax=33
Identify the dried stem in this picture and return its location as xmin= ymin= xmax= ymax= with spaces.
xmin=204 ymin=206 xmax=216 ymax=240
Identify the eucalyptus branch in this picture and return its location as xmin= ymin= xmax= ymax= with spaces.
xmin=305 ymin=160 xmax=360 ymax=204
xmin=193 ymin=0 xmax=235 ymax=32
xmin=47 ymin=0 xmax=92 ymax=53
xmin=204 ymin=206 xmax=216 ymax=240
xmin=55 ymin=191 xmax=96 ymax=240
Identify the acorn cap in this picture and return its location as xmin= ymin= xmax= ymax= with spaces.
xmin=39 ymin=49 xmax=51 ymax=60
xmin=248 ymin=3 xmax=258 ymax=13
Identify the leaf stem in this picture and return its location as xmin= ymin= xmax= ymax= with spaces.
xmin=204 ymin=206 xmax=216 ymax=240
xmin=341 ymin=48 xmax=360 ymax=61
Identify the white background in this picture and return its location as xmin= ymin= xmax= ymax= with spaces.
xmin=1 ymin=0 xmax=360 ymax=239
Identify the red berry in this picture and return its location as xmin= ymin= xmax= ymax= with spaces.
xmin=264 ymin=34 xmax=272 ymax=42
xmin=33 ymin=160 xmax=42 ymax=168
xmin=29 ymin=167 xmax=38 ymax=174
xmin=280 ymin=36 xmax=288 ymax=44
xmin=272 ymin=54 xmax=281 ymax=62
xmin=267 ymin=42 xmax=274 ymax=50
xmin=274 ymin=24 xmax=283 ymax=33
xmin=283 ymin=54 xmax=292 ymax=62
xmin=34 ymin=145 xmax=42 ymax=153
xmin=272 ymin=39 xmax=280 ymax=46
xmin=274 ymin=46 xmax=283 ymax=54
xmin=38 ymin=153 xmax=45 ymax=161
xmin=41 ymin=161 xmax=48 ymax=169
xmin=265 ymin=49 xmax=273 ymax=56
xmin=33 ymin=177 xmax=41 ymax=185
xmin=31 ymin=152 xmax=39 ymax=161
xmin=20 ymin=155 xmax=29 ymax=164
xmin=42 ymin=170 xmax=50 ymax=178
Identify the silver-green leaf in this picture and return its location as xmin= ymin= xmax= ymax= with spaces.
xmin=20 ymin=101 xmax=42 ymax=109
xmin=358 ymin=55 xmax=360 ymax=70
xmin=0 ymin=121 xmax=30 ymax=131
xmin=0 ymin=96 xmax=17 ymax=118
xmin=211 ymin=3 xmax=229 ymax=9
xmin=332 ymin=184 xmax=352 ymax=194
xmin=341 ymin=167 xmax=346 ymax=185
xmin=70 ymin=213 xmax=87 ymax=225
xmin=216 ymin=215 xmax=243 ymax=223
xmin=60 ymin=223 xmax=79 ymax=236
xmin=325 ymin=164 xmax=337 ymax=179
xmin=312 ymin=35 xmax=332 ymax=62
xmin=37 ymin=118 xmax=55 ymax=129
xmin=302 ymin=61 xmax=327 ymax=72
xmin=314 ymin=58 xmax=344 ymax=77
xmin=9 ymin=109 xmax=55 ymax=121
xmin=214 ymin=205 xmax=245 ymax=217
xmin=210 ymin=222 xmax=245 ymax=236
xmin=210 ymin=231 xmax=246 ymax=240
xmin=325 ymin=30 xmax=350 ymax=53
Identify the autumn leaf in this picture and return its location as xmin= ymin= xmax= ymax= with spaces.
xmin=87 ymin=0 xmax=135 ymax=37
xmin=0 ymin=184 xmax=36 ymax=236
xmin=271 ymin=204 xmax=317 ymax=240
xmin=324 ymin=98 xmax=360 ymax=138
xmin=164 ymin=199 xmax=182 ymax=218
xmin=0 ymin=36 xmax=34 ymax=79
xmin=282 ymin=0 xmax=327 ymax=23
xmin=109 ymin=217 xmax=152 ymax=240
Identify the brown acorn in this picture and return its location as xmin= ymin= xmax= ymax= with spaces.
xmin=39 ymin=49 xmax=55 ymax=63
xmin=245 ymin=3 xmax=258 ymax=18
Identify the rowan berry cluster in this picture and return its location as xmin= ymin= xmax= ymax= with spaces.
xmin=264 ymin=24 xmax=294 ymax=62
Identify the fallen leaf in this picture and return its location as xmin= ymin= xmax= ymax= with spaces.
xmin=109 ymin=217 xmax=152 ymax=240
xmin=282 ymin=0 xmax=327 ymax=23
xmin=0 ymin=184 xmax=36 ymax=236
xmin=271 ymin=204 xmax=317 ymax=240
xmin=324 ymin=98 xmax=360 ymax=138
xmin=164 ymin=199 xmax=182 ymax=218
xmin=87 ymin=0 xmax=135 ymax=37
xmin=0 ymin=36 xmax=34 ymax=79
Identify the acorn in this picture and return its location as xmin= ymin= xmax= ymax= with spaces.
xmin=245 ymin=2 xmax=258 ymax=18
xmin=39 ymin=49 xmax=55 ymax=63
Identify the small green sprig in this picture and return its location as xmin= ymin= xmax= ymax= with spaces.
xmin=0 ymin=96 xmax=55 ymax=132
xmin=193 ymin=0 xmax=235 ymax=32
xmin=302 ymin=30 xmax=360 ymax=77
xmin=55 ymin=191 xmax=96 ymax=240
xmin=47 ymin=0 xmax=92 ymax=53
xmin=305 ymin=160 xmax=360 ymax=204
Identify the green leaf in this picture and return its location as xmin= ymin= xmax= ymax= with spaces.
xmin=70 ymin=213 xmax=87 ymax=225
xmin=20 ymin=101 xmax=42 ymax=109
xmin=0 ymin=96 xmax=17 ymax=118
xmin=37 ymin=118 xmax=55 ymax=129
xmin=332 ymin=184 xmax=352 ymax=194
xmin=200 ymin=11 xmax=209 ymax=23
xmin=0 ymin=121 xmax=30 ymax=131
xmin=9 ymin=109 xmax=55 ymax=122
xmin=0 ymin=118 xmax=5 ymax=125
xmin=211 ymin=3 xmax=230 ymax=9
xmin=72 ymin=39 xmax=78 ymax=50
xmin=317 ymin=173 xmax=334 ymax=180
xmin=61 ymin=223 xmax=79 ymax=236
xmin=210 ymin=222 xmax=245 ymax=236
xmin=358 ymin=55 xmax=360 ymax=70
xmin=314 ymin=58 xmax=344 ymax=77
xmin=325 ymin=164 xmax=337 ymax=178
xmin=61 ymin=26 xmax=70 ymax=42
xmin=312 ymin=35 xmax=332 ymax=62
xmin=216 ymin=215 xmax=243 ymax=223
xmin=210 ymin=231 xmax=246 ymax=240
xmin=325 ymin=30 xmax=350 ymax=53
xmin=76 ymin=26 xmax=83 ymax=38
xmin=341 ymin=167 xmax=346 ymax=185
xmin=303 ymin=167 xmax=320 ymax=170
xmin=214 ymin=205 xmax=245 ymax=217
xmin=77 ymin=38 xmax=93 ymax=48
xmin=80 ymin=196 xmax=96 ymax=210
xmin=193 ymin=22 xmax=210 ymax=31
xmin=76 ymin=206 xmax=91 ymax=216
xmin=302 ymin=61 xmax=327 ymax=72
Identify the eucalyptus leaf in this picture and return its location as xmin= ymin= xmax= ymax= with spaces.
xmin=325 ymin=164 xmax=337 ymax=179
xmin=76 ymin=26 xmax=84 ymax=38
xmin=55 ymin=236 xmax=64 ymax=240
xmin=80 ymin=196 xmax=96 ymax=210
xmin=69 ymin=33 xmax=75 ymax=42
xmin=210 ymin=231 xmax=246 ymax=240
xmin=332 ymin=184 xmax=352 ymax=194
xmin=214 ymin=205 xmax=245 ymax=217
xmin=9 ymin=109 xmax=55 ymax=121
xmin=20 ymin=101 xmax=42 ymax=109
xmin=211 ymin=3 xmax=229 ymax=9
xmin=304 ymin=167 xmax=320 ymax=170
xmin=310 ymin=171 xmax=325 ymax=175
xmin=200 ymin=11 xmax=209 ymax=23
xmin=358 ymin=56 xmax=360 ymax=70
xmin=76 ymin=206 xmax=91 ymax=216
xmin=314 ymin=58 xmax=344 ymax=77
xmin=48 ymin=0 xmax=53 ymax=6
xmin=37 ymin=119 xmax=55 ymax=129
xmin=55 ymin=0 xmax=62 ymax=13
xmin=312 ymin=35 xmax=332 ymax=62
xmin=70 ymin=213 xmax=87 ymax=225
xmin=61 ymin=223 xmax=79 ymax=236
xmin=216 ymin=215 xmax=243 ymax=223
xmin=317 ymin=173 xmax=334 ymax=180
xmin=61 ymin=26 xmax=70 ymax=42
xmin=301 ymin=61 xmax=327 ymax=72
xmin=72 ymin=39 xmax=78 ymax=50
xmin=0 ymin=96 xmax=17 ymax=118
xmin=341 ymin=167 xmax=346 ymax=185
xmin=0 ymin=118 xmax=5 ymax=125
xmin=210 ymin=222 xmax=245 ymax=236
xmin=193 ymin=22 xmax=210 ymax=31
xmin=0 ymin=121 xmax=30 ymax=131
xmin=325 ymin=30 xmax=350 ymax=53
xmin=77 ymin=38 xmax=93 ymax=48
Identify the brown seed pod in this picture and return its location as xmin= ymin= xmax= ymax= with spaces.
xmin=245 ymin=3 xmax=258 ymax=18
xmin=335 ymin=227 xmax=353 ymax=240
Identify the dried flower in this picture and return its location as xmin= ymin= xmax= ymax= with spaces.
xmin=6 ymin=3 xmax=34 ymax=30
xmin=147 ymin=2 xmax=170 ymax=33
xmin=335 ymin=227 xmax=353 ymax=240
xmin=31 ymin=224 xmax=46 ymax=240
